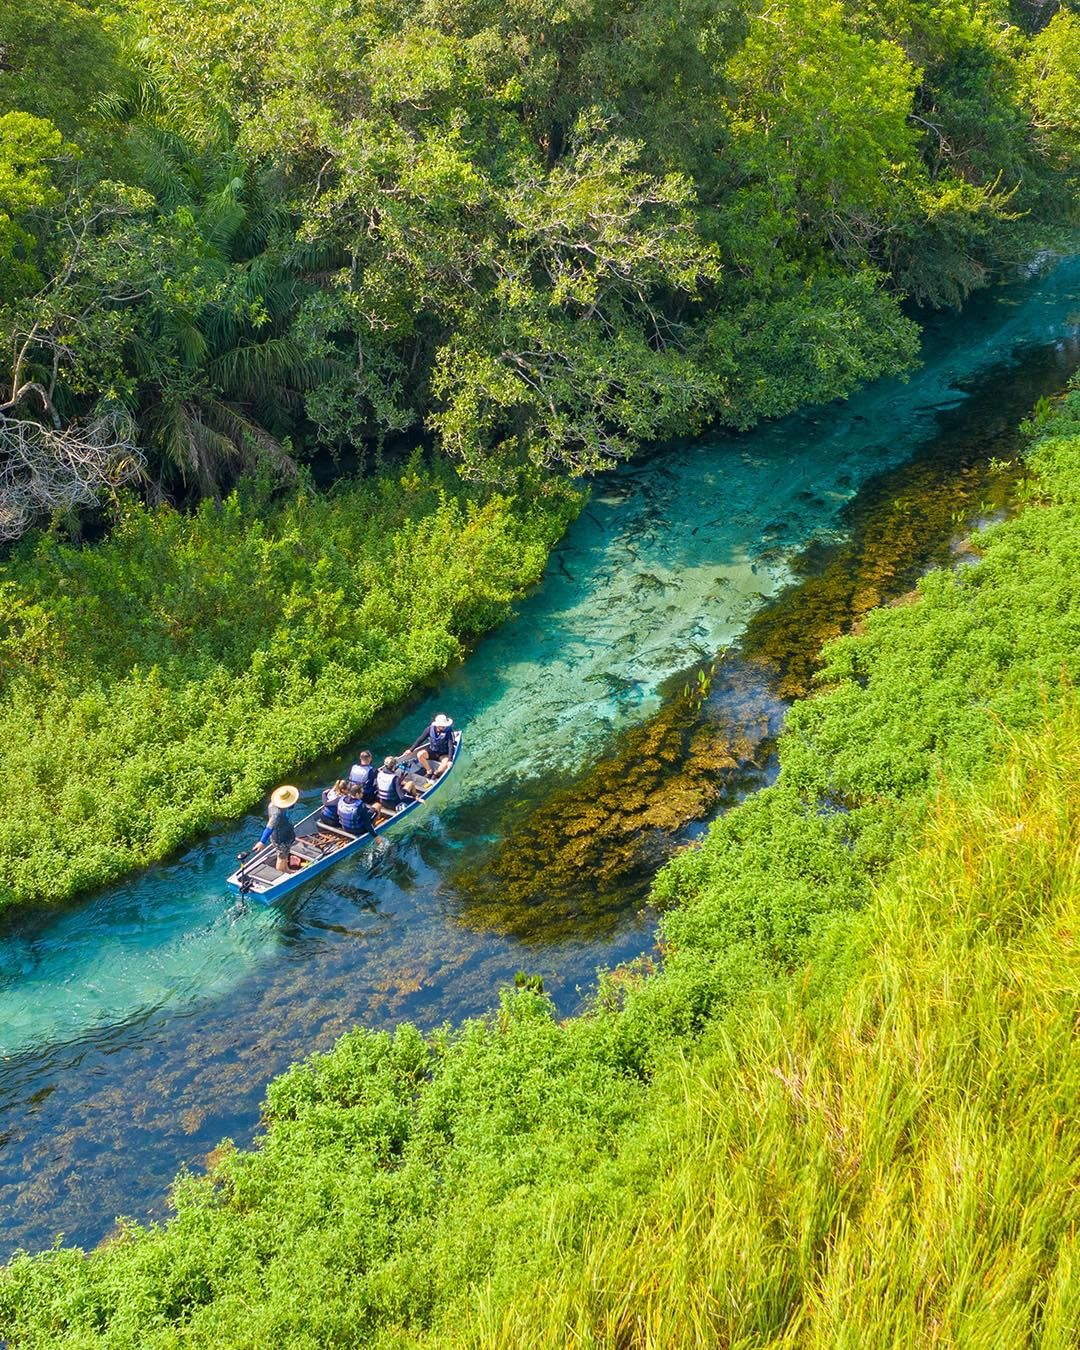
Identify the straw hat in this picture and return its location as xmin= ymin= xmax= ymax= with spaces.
xmin=271 ymin=784 xmax=300 ymax=809
xmin=434 ymin=713 xmax=453 ymax=728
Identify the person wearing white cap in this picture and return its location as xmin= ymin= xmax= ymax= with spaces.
xmin=257 ymin=784 xmax=300 ymax=871
xmin=417 ymin=713 xmax=454 ymax=779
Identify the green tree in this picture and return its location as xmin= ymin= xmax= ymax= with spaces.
xmin=0 ymin=112 xmax=63 ymax=303
xmin=1023 ymin=10 xmax=1080 ymax=147
xmin=1 ymin=0 xmax=1078 ymax=524
xmin=725 ymin=0 xmax=920 ymax=266
xmin=0 ymin=0 xmax=127 ymax=153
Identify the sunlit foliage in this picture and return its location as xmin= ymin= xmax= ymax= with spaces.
xmin=2 ymin=381 xmax=1078 ymax=1346
xmin=0 ymin=459 xmax=579 ymax=906
xmin=0 ymin=0 xmax=1077 ymax=528
xmin=451 ymin=703 xmax=1080 ymax=1348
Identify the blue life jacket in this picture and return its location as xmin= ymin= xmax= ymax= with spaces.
xmin=320 ymin=788 xmax=340 ymax=825
xmin=349 ymin=763 xmax=378 ymax=802
xmin=338 ymin=796 xmax=374 ymax=834
xmin=376 ymin=767 xmax=405 ymax=805
xmin=428 ymin=723 xmax=453 ymax=757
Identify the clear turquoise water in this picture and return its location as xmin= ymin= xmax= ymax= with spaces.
xmin=1 ymin=256 xmax=1079 ymax=1255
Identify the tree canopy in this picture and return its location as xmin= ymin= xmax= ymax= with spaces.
xmin=0 ymin=0 xmax=1078 ymax=531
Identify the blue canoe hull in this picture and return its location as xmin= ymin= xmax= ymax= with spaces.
xmin=227 ymin=730 xmax=461 ymax=904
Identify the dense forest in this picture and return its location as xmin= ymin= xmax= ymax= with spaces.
xmin=2 ymin=0 xmax=1080 ymax=534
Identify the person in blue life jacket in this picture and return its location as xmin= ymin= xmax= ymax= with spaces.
xmin=257 ymin=784 xmax=299 ymax=872
xmin=336 ymin=784 xmax=376 ymax=836
xmin=375 ymin=756 xmax=421 ymax=815
xmin=320 ymin=779 xmax=349 ymax=826
xmin=348 ymin=750 xmax=378 ymax=803
xmin=416 ymin=713 xmax=454 ymax=779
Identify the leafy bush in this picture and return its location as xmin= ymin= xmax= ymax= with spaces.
xmin=617 ymin=379 xmax=1080 ymax=1060
xmin=450 ymin=702 xmax=1080 ymax=1347
xmin=0 ymin=459 xmax=579 ymax=907
xmin=2 ymin=389 xmax=1079 ymax=1345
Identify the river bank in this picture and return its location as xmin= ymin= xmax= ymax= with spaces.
xmin=4 ymin=328 xmax=1080 ymax=1347
xmin=0 ymin=257 xmax=1078 ymax=1266
xmin=0 ymin=462 xmax=581 ymax=913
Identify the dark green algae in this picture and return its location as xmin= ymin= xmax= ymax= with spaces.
xmin=446 ymin=409 xmax=1033 ymax=944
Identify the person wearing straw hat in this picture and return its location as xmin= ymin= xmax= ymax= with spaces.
xmin=417 ymin=713 xmax=454 ymax=779
xmin=257 ymin=785 xmax=300 ymax=871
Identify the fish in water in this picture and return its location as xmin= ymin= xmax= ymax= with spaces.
xmin=584 ymin=671 xmax=643 ymax=697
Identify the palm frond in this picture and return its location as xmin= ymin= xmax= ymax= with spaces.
xmin=209 ymin=337 xmax=332 ymax=398
xmin=163 ymin=315 xmax=210 ymax=370
xmin=198 ymin=180 xmax=248 ymax=253
xmin=198 ymin=397 xmax=297 ymax=478
xmin=144 ymin=397 xmax=237 ymax=491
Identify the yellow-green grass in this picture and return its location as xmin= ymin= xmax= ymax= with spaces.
xmin=448 ymin=706 xmax=1080 ymax=1348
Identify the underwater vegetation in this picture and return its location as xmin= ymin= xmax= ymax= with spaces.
xmin=449 ymin=418 xmax=1029 ymax=944
xmin=743 ymin=431 xmax=1025 ymax=700
xmin=450 ymin=684 xmax=761 ymax=943
xmin=5 ymin=377 xmax=1080 ymax=1347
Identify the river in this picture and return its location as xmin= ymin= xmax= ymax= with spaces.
xmin=1 ymin=256 xmax=1079 ymax=1257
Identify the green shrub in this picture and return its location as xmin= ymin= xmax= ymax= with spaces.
xmin=450 ymin=703 xmax=1080 ymax=1348
xmin=0 ymin=459 xmax=579 ymax=908
xmin=3 ymin=387 xmax=1080 ymax=1346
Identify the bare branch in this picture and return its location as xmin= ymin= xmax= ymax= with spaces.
xmin=0 ymin=382 xmax=62 ymax=429
xmin=0 ymin=412 xmax=144 ymax=541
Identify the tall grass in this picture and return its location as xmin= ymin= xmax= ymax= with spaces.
xmin=453 ymin=705 xmax=1080 ymax=1348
